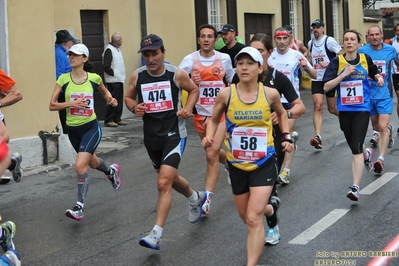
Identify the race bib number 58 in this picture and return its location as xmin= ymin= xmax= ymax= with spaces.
xmin=231 ymin=127 xmax=267 ymax=162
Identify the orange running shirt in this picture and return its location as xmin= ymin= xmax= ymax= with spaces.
xmin=0 ymin=69 xmax=15 ymax=93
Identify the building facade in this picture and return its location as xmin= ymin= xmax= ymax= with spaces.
xmin=0 ymin=0 xmax=367 ymax=168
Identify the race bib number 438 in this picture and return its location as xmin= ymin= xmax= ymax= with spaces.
xmin=231 ymin=127 xmax=267 ymax=162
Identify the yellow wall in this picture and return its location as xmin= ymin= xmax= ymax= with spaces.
xmin=145 ymin=0 xmax=197 ymax=66
xmin=53 ymin=0 xmax=143 ymax=87
xmin=7 ymin=0 xmax=56 ymax=138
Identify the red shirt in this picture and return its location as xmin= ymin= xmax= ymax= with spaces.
xmin=0 ymin=69 xmax=15 ymax=93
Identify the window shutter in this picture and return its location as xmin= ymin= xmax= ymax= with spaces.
xmin=194 ymin=0 xmax=208 ymax=50
xmin=281 ymin=0 xmax=290 ymax=26
xmin=343 ymin=0 xmax=349 ymax=30
xmin=226 ymin=0 xmax=238 ymax=33
xmin=325 ymin=0 xmax=334 ymax=36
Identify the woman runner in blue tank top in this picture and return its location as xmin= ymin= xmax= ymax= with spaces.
xmin=323 ymin=30 xmax=383 ymax=202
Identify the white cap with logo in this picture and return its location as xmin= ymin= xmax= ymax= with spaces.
xmin=234 ymin=47 xmax=263 ymax=65
xmin=66 ymin=44 xmax=89 ymax=57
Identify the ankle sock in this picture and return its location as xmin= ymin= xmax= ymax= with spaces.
xmin=188 ymin=191 xmax=198 ymax=205
xmin=153 ymin=225 xmax=163 ymax=237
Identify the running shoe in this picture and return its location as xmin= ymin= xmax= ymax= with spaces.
xmin=4 ymin=250 xmax=21 ymax=266
xmin=201 ymin=192 xmax=213 ymax=216
xmin=310 ymin=135 xmax=322 ymax=149
xmin=370 ymin=132 xmax=380 ymax=147
xmin=346 ymin=186 xmax=359 ymax=201
xmin=278 ymin=169 xmax=290 ymax=185
xmin=292 ymin=131 xmax=299 ymax=151
xmin=225 ymin=164 xmax=231 ymax=185
xmin=139 ymin=230 xmax=161 ymax=250
xmin=364 ymin=148 xmax=374 ymax=173
xmin=10 ymin=153 xmax=22 ymax=183
xmin=108 ymin=163 xmax=121 ymax=190
xmin=188 ymin=191 xmax=206 ymax=223
xmin=265 ymin=225 xmax=280 ymax=246
xmin=266 ymin=196 xmax=280 ymax=229
xmin=65 ymin=205 xmax=84 ymax=221
xmin=0 ymin=221 xmax=16 ymax=252
xmin=0 ymin=176 xmax=11 ymax=185
xmin=388 ymin=125 xmax=394 ymax=149
xmin=374 ymin=159 xmax=384 ymax=174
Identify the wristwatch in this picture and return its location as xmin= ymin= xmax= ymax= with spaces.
xmin=287 ymin=111 xmax=293 ymax=119
xmin=0 ymin=102 xmax=3 ymax=108
xmin=281 ymin=133 xmax=293 ymax=143
xmin=131 ymin=106 xmax=135 ymax=114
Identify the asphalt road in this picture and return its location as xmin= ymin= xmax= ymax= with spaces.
xmin=2 ymin=89 xmax=399 ymax=266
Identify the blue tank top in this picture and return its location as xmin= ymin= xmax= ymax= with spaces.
xmin=336 ymin=54 xmax=371 ymax=112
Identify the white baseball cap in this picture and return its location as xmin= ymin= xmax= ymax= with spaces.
xmin=234 ymin=47 xmax=263 ymax=65
xmin=66 ymin=44 xmax=89 ymax=57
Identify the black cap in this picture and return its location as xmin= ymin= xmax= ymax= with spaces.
xmin=311 ymin=19 xmax=325 ymax=27
xmin=284 ymin=25 xmax=293 ymax=33
xmin=138 ymin=34 xmax=164 ymax=52
xmin=218 ymin=24 xmax=236 ymax=34
xmin=55 ymin=30 xmax=79 ymax=44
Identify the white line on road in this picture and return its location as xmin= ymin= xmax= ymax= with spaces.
xmin=289 ymin=209 xmax=349 ymax=245
xmin=360 ymin=172 xmax=398 ymax=195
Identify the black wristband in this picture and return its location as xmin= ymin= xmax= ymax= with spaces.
xmin=281 ymin=132 xmax=293 ymax=143
xmin=131 ymin=106 xmax=136 ymax=114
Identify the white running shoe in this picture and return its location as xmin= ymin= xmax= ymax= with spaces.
xmin=188 ymin=191 xmax=206 ymax=223
xmin=265 ymin=225 xmax=280 ymax=245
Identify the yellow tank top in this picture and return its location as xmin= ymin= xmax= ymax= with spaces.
xmin=225 ymin=83 xmax=275 ymax=171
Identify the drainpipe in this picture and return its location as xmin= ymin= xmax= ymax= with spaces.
xmin=38 ymin=125 xmax=61 ymax=165
xmin=140 ymin=0 xmax=147 ymax=38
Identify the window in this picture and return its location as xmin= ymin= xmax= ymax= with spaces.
xmin=208 ymin=0 xmax=222 ymax=30
xmin=332 ymin=0 xmax=340 ymax=43
xmin=289 ymin=0 xmax=299 ymax=39
xmin=0 ymin=0 xmax=9 ymax=73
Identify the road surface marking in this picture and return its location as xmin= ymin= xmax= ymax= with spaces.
xmin=360 ymin=172 xmax=398 ymax=195
xmin=289 ymin=209 xmax=349 ymax=245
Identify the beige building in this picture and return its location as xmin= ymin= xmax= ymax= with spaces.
xmin=0 ymin=0 xmax=369 ymax=168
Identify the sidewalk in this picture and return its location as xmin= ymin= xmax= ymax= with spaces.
xmin=9 ymin=116 xmax=143 ymax=178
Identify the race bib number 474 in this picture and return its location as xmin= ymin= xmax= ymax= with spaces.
xmin=141 ymin=81 xmax=173 ymax=113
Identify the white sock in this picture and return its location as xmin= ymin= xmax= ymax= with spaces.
xmin=365 ymin=149 xmax=370 ymax=160
xmin=266 ymin=204 xmax=274 ymax=217
xmin=152 ymin=225 xmax=163 ymax=237
xmin=378 ymin=156 xmax=384 ymax=162
xmin=187 ymin=191 xmax=198 ymax=205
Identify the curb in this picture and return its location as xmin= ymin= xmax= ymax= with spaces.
xmin=22 ymin=163 xmax=72 ymax=177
